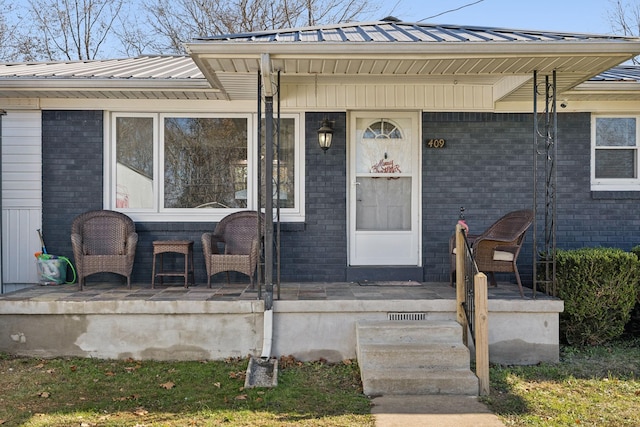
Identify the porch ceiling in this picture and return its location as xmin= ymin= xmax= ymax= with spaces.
xmin=186 ymin=19 xmax=640 ymax=103
xmin=187 ymin=43 xmax=640 ymax=102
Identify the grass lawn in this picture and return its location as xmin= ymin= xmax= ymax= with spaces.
xmin=1 ymin=339 xmax=638 ymax=426
xmin=0 ymin=355 xmax=374 ymax=427
xmin=483 ymin=338 xmax=640 ymax=426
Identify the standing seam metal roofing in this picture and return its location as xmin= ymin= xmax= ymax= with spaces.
xmin=195 ymin=20 xmax=626 ymax=43
xmin=1 ymin=56 xmax=639 ymax=83
xmin=591 ymin=66 xmax=640 ymax=81
xmin=0 ymin=56 xmax=204 ymax=79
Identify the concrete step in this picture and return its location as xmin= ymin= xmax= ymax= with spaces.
xmin=361 ymin=368 xmax=479 ymax=396
xmin=356 ymin=320 xmax=478 ymax=396
xmin=357 ymin=342 xmax=470 ymax=370
xmin=356 ymin=320 xmax=463 ymax=344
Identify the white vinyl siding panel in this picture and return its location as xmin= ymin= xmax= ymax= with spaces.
xmin=2 ymin=209 xmax=41 ymax=284
xmin=281 ymin=82 xmax=494 ymax=110
xmin=3 ymin=111 xmax=42 ymax=208
xmin=2 ymin=110 xmax=42 ymax=285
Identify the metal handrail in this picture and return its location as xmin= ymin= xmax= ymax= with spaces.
xmin=455 ymin=223 xmax=490 ymax=396
xmin=462 ymin=230 xmax=478 ymax=340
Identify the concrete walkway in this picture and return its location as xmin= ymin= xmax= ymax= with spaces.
xmin=372 ymin=395 xmax=505 ymax=427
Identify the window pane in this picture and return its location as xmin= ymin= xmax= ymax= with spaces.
xmin=357 ymin=118 xmax=411 ymax=174
xmin=363 ymin=119 xmax=403 ymax=139
xmin=116 ymin=117 xmax=154 ymax=208
xmin=596 ymin=118 xmax=636 ymax=147
xmin=595 ymin=149 xmax=637 ymax=178
xmin=260 ymin=118 xmax=295 ymax=208
xmin=356 ymin=177 xmax=411 ymax=231
xmin=164 ymin=117 xmax=248 ymax=209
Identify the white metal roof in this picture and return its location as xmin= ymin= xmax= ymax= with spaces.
xmin=186 ymin=20 xmax=640 ymax=102
xmin=562 ymin=65 xmax=640 ymax=101
xmin=198 ymin=19 xmax=627 ymax=44
xmin=0 ymin=20 xmax=640 ymax=102
xmin=0 ymin=55 xmax=222 ymax=100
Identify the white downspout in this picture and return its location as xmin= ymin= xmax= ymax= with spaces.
xmin=260 ymin=308 xmax=273 ymax=359
xmin=260 ymin=55 xmax=275 ymax=359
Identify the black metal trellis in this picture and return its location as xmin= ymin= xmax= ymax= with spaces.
xmin=533 ymin=70 xmax=558 ymax=297
xmin=256 ymin=68 xmax=282 ymax=306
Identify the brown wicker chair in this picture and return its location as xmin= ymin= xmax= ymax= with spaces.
xmin=71 ymin=210 xmax=138 ymax=290
xmin=473 ymin=209 xmax=533 ymax=297
xmin=450 ymin=209 xmax=533 ymax=297
xmin=202 ymin=211 xmax=263 ymax=288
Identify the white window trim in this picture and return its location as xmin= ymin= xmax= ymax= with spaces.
xmin=591 ymin=114 xmax=640 ymax=191
xmin=104 ymin=111 xmax=305 ymax=222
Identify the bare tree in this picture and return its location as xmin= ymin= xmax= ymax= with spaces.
xmin=0 ymin=2 xmax=14 ymax=61
xmin=0 ymin=1 xmax=35 ymax=62
xmin=0 ymin=0 xmax=382 ymax=60
xmin=120 ymin=0 xmax=380 ymax=55
xmin=608 ymin=0 xmax=640 ymax=63
xmin=26 ymin=0 xmax=125 ymax=60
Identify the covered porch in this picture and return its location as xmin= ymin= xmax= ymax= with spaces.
xmin=0 ymin=280 xmax=562 ymax=366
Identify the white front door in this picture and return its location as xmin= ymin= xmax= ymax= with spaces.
xmin=349 ymin=112 xmax=421 ymax=266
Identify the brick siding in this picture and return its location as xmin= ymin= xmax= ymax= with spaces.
xmin=41 ymin=110 xmax=640 ymax=286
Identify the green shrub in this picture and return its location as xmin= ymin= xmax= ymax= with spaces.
xmin=555 ymin=247 xmax=640 ymax=346
xmin=625 ymin=246 xmax=640 ymax=336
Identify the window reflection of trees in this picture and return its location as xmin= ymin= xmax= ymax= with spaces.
xmin=117 ymin=117 xmax=154 ymax=178
xmin=116 ymin=117 xmax=154 ymax=208
xmin=595 ymin=117 xmax=637 ymax=179
xmin=115 ymin=115 xmax=296 ymax=211
xmin=164 ymin=117 xmax=248 ymax=209
xmin=260 ymin=118 xmax=295 ymax=209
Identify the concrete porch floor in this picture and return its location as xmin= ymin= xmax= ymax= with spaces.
xmin=0 ymin=280 xmax=548 ymax=302
xmin=0 ymin=280 xmax=562 ymax=364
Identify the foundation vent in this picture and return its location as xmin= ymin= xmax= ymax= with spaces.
xmin=387 ymin=312 xmax=427 ymax=321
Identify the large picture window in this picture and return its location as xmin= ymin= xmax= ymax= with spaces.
xmin=592 ymin=116 xmax=640 ymax=191
xmin=108 ymin=112 xmax=303 ymax=221
xmin=163 ymin=117 xmax=248 ymax=209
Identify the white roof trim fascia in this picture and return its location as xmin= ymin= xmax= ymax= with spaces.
xmin=189 ymin=54 xmax=230 ymax=100
xmin=0 ymin=77 xmax=223 ymax=94
xmin=572 ymin=81 xmax=640 ymax=91
xmin=186 ymin=40 xmax=640 ymax=57
xmin=0 ymin=78 xmax=217 ymax=91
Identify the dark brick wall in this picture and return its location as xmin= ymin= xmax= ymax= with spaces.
xmin=41 ymin=110 xmax=640 ymax=286
xmin=41 ymin=110 xmax=349 ymax=285
xmin=422 ymin=112 xmax=640 ymax=283
xmin=422 ymin=112 xmax=535 ymax=282
xmin=133 ymin=222 xmax=218 ymax=284
xmin=278 ymin=112 xmax=348 ymax=281
xmin=555 ymin=113 xmax=640 ymax=250
xmin=42 ymin=110 xmax=104 ymax=260
xmin=41 ymin=110 xmax=215 ymax=284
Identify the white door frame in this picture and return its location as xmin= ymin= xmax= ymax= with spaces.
xmin=347 ymin=111 xmax=422 ymax=266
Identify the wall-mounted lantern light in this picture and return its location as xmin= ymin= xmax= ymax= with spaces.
xmin=317 ymin=118 xmax=334 ymax=151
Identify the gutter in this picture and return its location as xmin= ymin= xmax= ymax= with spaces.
xmin=186 ymin=40 xmax=640 ymax=58
xmin=0 ymin=78 xmax=215 ymax=90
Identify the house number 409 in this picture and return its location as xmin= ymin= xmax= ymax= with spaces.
xmin=426 ymin=139 xmax=446 ymax=148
